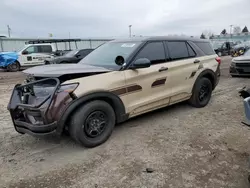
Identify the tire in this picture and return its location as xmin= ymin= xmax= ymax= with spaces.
xmin=188 ymin=77 xmax=212 ymax=108
xmin=69 ymin=100 xmax=115 ymax=148
xmin=7 ymin=61 xmax=20 ymax=72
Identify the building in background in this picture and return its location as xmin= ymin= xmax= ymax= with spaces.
xmin=0 ymin=37 xmax=112 ymax=52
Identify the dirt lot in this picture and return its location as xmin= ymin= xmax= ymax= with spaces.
xmin=0 ymin=57 xmax=250 ymax=188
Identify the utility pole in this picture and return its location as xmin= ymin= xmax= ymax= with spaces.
xmin=230 ymin=24 xmax=233 ymax=40
xmin=7 ymin=25 xmax=11 ymax=37
xmin=129 ymin=25 xmax=132 ymax=38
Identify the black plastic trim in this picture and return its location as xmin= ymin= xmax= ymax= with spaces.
xmin=57 ymin=91 xmax=128 ymax=134
xmin=14 ymin=120 xmax=57 ymax=133
xmin=193 ymin=69 xmax=218 ymax=91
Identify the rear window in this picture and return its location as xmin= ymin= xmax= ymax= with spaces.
xmin=194 ymin=42 xmax=215 ymax=55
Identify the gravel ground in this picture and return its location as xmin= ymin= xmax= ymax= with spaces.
xmin=0 ymin=57 xmax=250 ymax=188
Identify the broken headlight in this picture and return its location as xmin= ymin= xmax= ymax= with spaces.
xmin=57 ymin=83 xmax=79 ymax=94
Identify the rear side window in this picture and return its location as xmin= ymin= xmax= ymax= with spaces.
xmin=38 ymin=45 xmax=53 ymax=53
xmin=194 ymin=42 xmax=215 ymax=55
xmin=167 ymin=41 xmax=189 ymax=60
xmin=187 ymin=44 xmax=196 ymax=57
xmin=135 ymin=42 xmax=166 ymax=65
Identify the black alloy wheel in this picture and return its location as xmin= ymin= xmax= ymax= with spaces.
xmin=84 ymin=111 xmax=108 ymax=138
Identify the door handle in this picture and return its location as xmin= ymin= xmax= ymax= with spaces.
xmin=158 ymin=67 xmax=168 ymax=72
xmin=194 ymin=59 xmax=200 ymax=63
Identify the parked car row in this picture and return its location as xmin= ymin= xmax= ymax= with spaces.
xmin=44 ymin=49 xmax=93 ymax=64
xmin=0 ymin=39 xmax=96 ymax=71
xmin=231 ymin=41 xmax=250 ymax=57
xmin=230 ymin=48 xmax=250 ymax=77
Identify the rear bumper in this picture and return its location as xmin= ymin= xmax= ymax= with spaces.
xmin=215 ymin=64 xmax=220 ymax=88
xmin=7 ymin=78 xmax=72 ymax=137
xmin=243 ymin=97 xmax=250 ymax=124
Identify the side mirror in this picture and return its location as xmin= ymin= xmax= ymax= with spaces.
xmin=75 ymin=54 xmax=81 ymax=58
xmin=131 ymin=58 xmax=151 ymax=69
xmin=22 ymin=50 xmax=28 ymax=55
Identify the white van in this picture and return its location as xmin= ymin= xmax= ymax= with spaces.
xmin=5 ymin=39 xmax=81 ymax=71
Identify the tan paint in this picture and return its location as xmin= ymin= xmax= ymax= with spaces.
xmin=123 ymin=62 xmax=172 ymax=115
xmin=64 ymin=54 xmax=218 ymax=119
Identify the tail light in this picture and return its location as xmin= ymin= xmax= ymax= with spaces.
xmin=215 ymin=57 xmax=221 ymax=64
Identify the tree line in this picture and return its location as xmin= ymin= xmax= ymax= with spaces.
xmin=200 ymin=26 xmax=249 ymax=39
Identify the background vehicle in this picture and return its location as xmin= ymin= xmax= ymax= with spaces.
xmin=8 ymin=36 xmax=220 ymax=148
xmin=0 ymin=39 xmax=81 ymax=71
xmin=231 ymin=41 xmax=250 ymax=57
xmin=44 ymin=48 xmax=93 ymax=64
xmin=230 ymin=49 xmax=250 ymax=76
xmin=214 ymin=41 xmax=238 ymax=57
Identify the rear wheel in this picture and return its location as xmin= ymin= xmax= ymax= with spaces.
xmin=69 ymin=100 xmax=115 ymax=148
xmin=7 ymin=61 xmax=20 ymax=72
xmin=188 ymin=77 xmax=212 ymax=108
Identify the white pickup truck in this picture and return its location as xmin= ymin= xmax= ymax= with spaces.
xmin=1 ymin=39 xmax=81 ymax=71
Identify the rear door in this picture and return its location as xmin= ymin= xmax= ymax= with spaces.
xmin=34 ymin=45 xmax=53 ymax=65
xmin=165 ymin=41 xmax=200 ymax=104
xmin=123 ymin=41 xmax=172 ymax=117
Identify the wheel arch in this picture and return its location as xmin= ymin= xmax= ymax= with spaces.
xmin=193 ymin=69 xmax=217 ymax=91
xmin=57 ymin=91 xmax=128 ymax=134
xmin=7 ymin=60 xmax=21 ymax=72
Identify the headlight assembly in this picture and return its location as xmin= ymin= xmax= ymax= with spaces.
xmin=57 ymin=83 xmax=79 ymax=93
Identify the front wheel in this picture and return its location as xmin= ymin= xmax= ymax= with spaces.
xmin=188 ymin=77 xmax=212 ymax=108
xmin=7 ymin=61 xmax=20 ymax=72
xmin=69 ymin=100 xmax=115 ymax=148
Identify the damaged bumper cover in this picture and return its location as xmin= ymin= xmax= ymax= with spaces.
xmin=7 ymin=78 xmax=75 ymax=137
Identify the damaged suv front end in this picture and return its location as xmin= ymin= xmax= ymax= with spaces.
xmin=7 ymin=77 xmax=79 ymax=136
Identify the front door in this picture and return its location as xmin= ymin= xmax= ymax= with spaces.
xmin=123 ymin=41 xmax=172 ymax=117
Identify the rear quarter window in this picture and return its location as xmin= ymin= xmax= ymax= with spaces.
xmin=194 ymin=42 xmax=215 ymax=55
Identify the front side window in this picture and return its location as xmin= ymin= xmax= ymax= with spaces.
xmin=25 ymin=46 xmax=38 ymax=54
xmin=79 ymin=41 xmax=141 ymax=68
xmin=167 ymin=41 xmax=189 ymax=60
xmin=134 ymin=42 xmax=166 ymax=64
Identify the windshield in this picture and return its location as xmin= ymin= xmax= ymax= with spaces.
xmin=64 ymin=50 xmax=79 ymax=57
xmin=79 ymin=41 xmax=141 ymax=67
xmin=244 ymin=49 xmax=250 ymax=56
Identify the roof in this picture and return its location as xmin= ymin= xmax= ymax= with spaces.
xmin=110 ymin=36 xmax=210 ymax=43
xmin=26 ymin=39 xmax=82 ymax=44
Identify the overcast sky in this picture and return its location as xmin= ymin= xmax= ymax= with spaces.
xmin=0 ymin=0 xmax=250 ymax=38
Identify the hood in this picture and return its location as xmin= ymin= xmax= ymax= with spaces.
xmin=233 ymin=56 xmax=250 ymax=62
xmin=0 ymin=51 xmax=18 ymax=55
xmin=23 ymin=63 xmax=112 ymax=77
